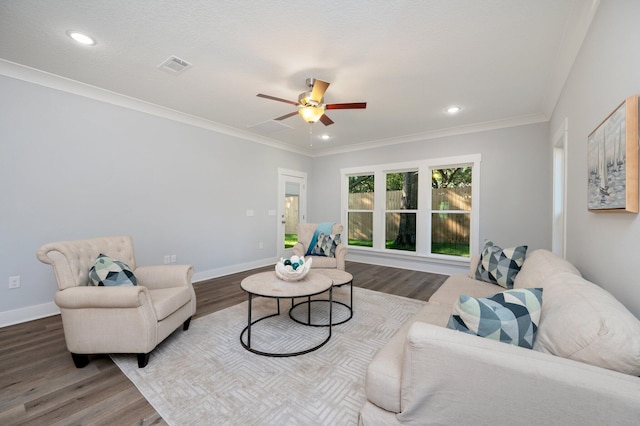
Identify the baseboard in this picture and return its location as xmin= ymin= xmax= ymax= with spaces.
xmin=1 ymin=254 xmax=461 ymax=328
xmin=192 ymin=256 xmax=280 ymax=283
xmin=0 ymin=301 xmax=60 ymax=328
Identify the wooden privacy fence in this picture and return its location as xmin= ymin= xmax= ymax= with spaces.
xmin=285 ymin=196 xmax=299 ymax=234
xmin=348 ymin=187 xmax=471 ymax=242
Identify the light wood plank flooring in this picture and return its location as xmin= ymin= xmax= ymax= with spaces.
xmin=0 ymin=262 xmax=447 ymax=425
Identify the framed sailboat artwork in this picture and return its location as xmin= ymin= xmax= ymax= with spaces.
xmin=587 ymin=94 xmax=639 ymax=212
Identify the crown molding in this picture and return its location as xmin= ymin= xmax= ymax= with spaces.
xmin=0 ymin=59 xmax=313 ymax=157
xmin=312 ymin=113 xmax=549 ymax=157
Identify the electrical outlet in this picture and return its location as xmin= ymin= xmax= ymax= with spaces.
xmin=170 ymin=254 xmax=177 ymax=263
xmin=163 ymin=255 xmax=171 ymax=264
xmin=258 ymin=242 xmax=264 ymax=249
xmin=9 ymin=275 xmax=21 ymax=289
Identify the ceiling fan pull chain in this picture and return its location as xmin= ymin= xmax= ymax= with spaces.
xmin=309 ymin=123 xmax=313 ymax=147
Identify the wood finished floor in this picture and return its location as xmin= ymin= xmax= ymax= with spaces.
xmin=0 ymin=262 xmax=447 ymax=425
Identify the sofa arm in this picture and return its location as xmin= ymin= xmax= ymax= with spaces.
xmin=54 ymin=285 xmax=149 ymax=309
xmin=135 ymin=264 xmax=193 ymax=290
xmin=398 ymin=322 xmax=640 ymax=425
xmin=292 ymin=243 xmax=305 ymax=257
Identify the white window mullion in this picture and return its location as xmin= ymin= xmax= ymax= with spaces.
xmin=416 ymin=164 xmax=429 ymax=255
xmin=373 ymin=171 xmax=386 ymax=250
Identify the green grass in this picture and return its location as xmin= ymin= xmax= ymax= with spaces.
xmin=431 ymin=242 xmax=470 ymax=257
xmin=284 ymin=234 xmax=298 ymax=249
xmin=348 ymin=239 xmax=469 ymax=257
xmin=348 ymin=239 xmax=373 ymax=247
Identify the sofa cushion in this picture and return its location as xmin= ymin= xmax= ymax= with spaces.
xmin=513 ymin=249 xmax=581 ymax=289
xmin=310 ymin=233 xmax=341 ymax=257
xmin=428 ymin=274 xmax=500 ymax=306
xmin=475 ymin=240 xmax=527 ymax=288
xmin=534 ymin=272 xmax=640 ymax=376
xmin=89 ymin=253 xmax=137 ymax=287
xmin=447 ymin=288 xmax=543 ymax=349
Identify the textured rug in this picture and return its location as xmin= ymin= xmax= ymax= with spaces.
xmin=111 ymin=287 xmax=425 ymax=425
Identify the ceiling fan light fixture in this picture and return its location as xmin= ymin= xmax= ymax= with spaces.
xmin=298 ymin=105 xmax=326 ymax=123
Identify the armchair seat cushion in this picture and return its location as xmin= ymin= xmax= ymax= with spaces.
xmin=149 ymin=287 xmax=193 ymax=321
xmin=309 ymin=255 xmax=338 ymax=268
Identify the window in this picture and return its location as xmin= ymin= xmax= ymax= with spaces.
xmin=430 ymin=167 xmax=472 ymax=257
xmin=386 ymin=171 xmax=418 ymax=251
xmin=347 ymin=174 xmax=374 ymax=247
xmin=342 ymin=155 xmax=480 ymax=260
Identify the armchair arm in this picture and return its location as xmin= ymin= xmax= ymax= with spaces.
xmin=398 ymin=322 xmax=640 ymax=425
xmin=134 ymin=264 xmax=193 ymax=290
xmin=335 ymin=244 xmax=347 ymax=270
xmin=54 ymin=286 xmax=149 ymax=309
xmin=292 ymin=243 xmax=305 ymax=258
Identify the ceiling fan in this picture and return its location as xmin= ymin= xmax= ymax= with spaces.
xmin=257 ymin=78 xmax=367 ymax=126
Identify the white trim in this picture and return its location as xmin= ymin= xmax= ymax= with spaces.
xmin=1 ymin=59 xmax=563 ymax=159
xmin=316 ymin=114 xmax=548 ymax=157
xmin=346 ymin=249 xmax=468 ymax=276
xmin=0 ymin=59 xmax=311 ymax=157
xmin=0 ymin=301 xmax=60 ymax=328
xmin=277 ymin=169 xmax=307 ymax=258
xmin=552 ymin=118 xmax=569 ymax=258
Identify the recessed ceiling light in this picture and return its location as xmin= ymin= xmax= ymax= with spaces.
xmin=321 ymin=134 xmax=330 ymax=140
xmin=446 ymin=106 xmax=461 ymax=114
xmin=67 ymin=31 xmax=96 ymax=46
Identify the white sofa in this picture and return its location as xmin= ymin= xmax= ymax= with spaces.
xmin=359 ymin=249 xmax=640 ymax=425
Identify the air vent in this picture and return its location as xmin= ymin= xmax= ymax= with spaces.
xmin=157 ymin=56 xmax=192 ymax=74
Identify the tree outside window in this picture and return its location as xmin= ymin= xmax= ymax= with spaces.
xmin=431 ymin=167 xmax=472 ymax=257
xmin=386 ymin=171 xmax=418 ymax=251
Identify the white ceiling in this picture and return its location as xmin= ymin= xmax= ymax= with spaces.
xmin=0 ymin=0 xmax=598 ymax=155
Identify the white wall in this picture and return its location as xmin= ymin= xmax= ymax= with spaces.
xmin=309 ymin=122 xmax=552 ymax=272
xmin=550 ymin=0 xmax=640 ymax=317
xmin=0 ymin=75 xmax=312 ymax=325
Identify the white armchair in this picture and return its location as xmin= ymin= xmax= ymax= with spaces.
xmin=37 ymin=236 xmax=196 ymax=368
xmin=292 ymin=223 xmax=347 ymax=270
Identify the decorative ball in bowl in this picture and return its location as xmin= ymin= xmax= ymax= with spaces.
xmin=275 ymin=256 xmax=312 ymax=281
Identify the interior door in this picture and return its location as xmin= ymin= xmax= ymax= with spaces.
xmin=277 ymin=169 xmax=307 ymax=258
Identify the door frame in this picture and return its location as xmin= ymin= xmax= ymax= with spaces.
xmin=277 ymin=168 xmax=307 ymax=258
xmin=551 ymin=118 xmax=568 ymax=259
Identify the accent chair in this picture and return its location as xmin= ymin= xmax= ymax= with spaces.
xmin=36 ymin=235 xmax=196 ymax=368
xmin=292 ymin=223 xmax=347 ymax=270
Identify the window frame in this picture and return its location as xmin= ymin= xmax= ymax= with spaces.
xmin=341 ymin=154 xmax=481 ymax=262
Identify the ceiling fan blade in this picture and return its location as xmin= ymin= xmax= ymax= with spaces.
xmin=257 ymin=93 xmax=299 ymax=106
xmin=326 ymin=102 xmax=367 ymax=110
xmin=319 ymin=114 xmax=334 ymax=126
xmin=310 ymin=79 xmax=330 ymax=103
xmin=274 ymin=111 xmax=299 ymax=121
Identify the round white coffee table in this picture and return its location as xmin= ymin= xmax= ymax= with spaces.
xmin=240 ymin=271 xmax=333 ymax=357
xmin=289 ymin=269 xmax=354 ymax=326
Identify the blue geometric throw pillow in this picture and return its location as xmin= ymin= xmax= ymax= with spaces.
xmin=89 ymin=253 xmax=137 ymax=286
xmin=447 ymin=288 xmax=543 ymax=349
xmin=310 ymin=233 xmax=341 ymax=257
xmin=475 ymin=240 xmax=527 ymax=288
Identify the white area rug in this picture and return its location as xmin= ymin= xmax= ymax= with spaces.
xmin=111 ymin=287 xmax=425 ymax=425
